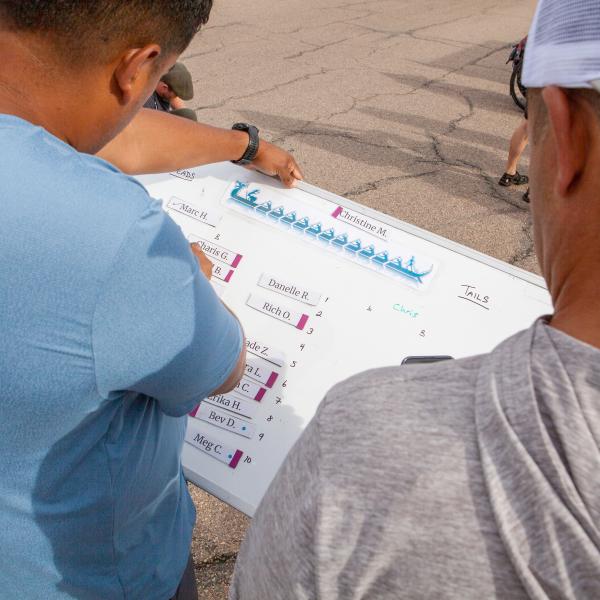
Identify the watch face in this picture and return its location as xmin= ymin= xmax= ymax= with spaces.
xmin=233 ymin=123 xmax=250 ymax=131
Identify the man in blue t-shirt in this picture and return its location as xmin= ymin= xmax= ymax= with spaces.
xmin=0 ymin=1 xmax=300 ymax=599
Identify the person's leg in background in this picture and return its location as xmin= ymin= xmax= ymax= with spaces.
xmin=499 ymin=118 xmax=529 ymax=187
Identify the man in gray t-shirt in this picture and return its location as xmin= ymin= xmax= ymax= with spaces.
xmin=230 ymin=1 xmax=600 ymax=598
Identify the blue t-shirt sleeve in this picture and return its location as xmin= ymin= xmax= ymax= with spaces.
xmin=92 ymin=200 xmax=242 ymax=416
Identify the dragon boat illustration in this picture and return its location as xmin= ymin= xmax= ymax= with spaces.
xmin=229 ymin=181 xmax=433 ymax=284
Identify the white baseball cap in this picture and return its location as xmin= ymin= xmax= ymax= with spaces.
xmin=522 ymin=0 xmax=600 ymax=93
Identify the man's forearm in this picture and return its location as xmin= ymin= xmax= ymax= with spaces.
xmin=97 ymin=108 xmax=249 ymax=175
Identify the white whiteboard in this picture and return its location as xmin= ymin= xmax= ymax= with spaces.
xmin=138 ymin=163 xmax=551 ymax=517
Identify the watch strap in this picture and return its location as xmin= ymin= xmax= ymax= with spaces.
xmin=232 ymin=123 xmax=260 ymax=165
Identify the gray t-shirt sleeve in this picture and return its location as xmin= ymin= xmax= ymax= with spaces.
xmin=229 ymin=407 xmax=322 ymax=600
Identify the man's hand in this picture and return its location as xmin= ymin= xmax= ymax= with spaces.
xmin=190 ymin=244 xmax=213 ymax=279
xmin=249 ymin=140 xmax=304 ymax=188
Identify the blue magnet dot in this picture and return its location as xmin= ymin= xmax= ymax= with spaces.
xmin=242 ymin=426 xmax=247 ymax=431
xmin=227 ymin=454 xmax=233 ymax=459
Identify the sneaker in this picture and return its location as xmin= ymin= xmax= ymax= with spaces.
xmin=499 ymin=171 xmax=529 ymax=186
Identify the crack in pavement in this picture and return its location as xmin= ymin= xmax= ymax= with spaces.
xmin=284 ymin=24 xmax=383 ymax=61
xmin=184 ymin=43 xmax=225 ymax=60
xmin=284 ymin=37 xmax=356 ymax=60
xmin=289 ymin=127 xmax=412 ymax=151
xmin=404 ymin=1 xmax=507 ymax=48
xmin=194 ymin=67 xmax=330 ymax=111
xmin=330 ymin=0 xmax=387 ymax=10
xmin=203 ymin=21 xmax=245 ymax=31
xmin=446 ymin=90 xmax=475 ymax=135
xmin=342 ymin=170 xmax=441 ymax=199
xmin=405 ymin=12 xmax=482 ymax=36
xmin=508 ymin=219 xmax=535 ymax=265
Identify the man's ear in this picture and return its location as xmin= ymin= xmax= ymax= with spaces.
xmin=156 ymin=81 xmax=170 ymax=96
xmin=542 ymin=86 xmax=586 ymax=197
xmin=113 ymin=45 xmax=162 ymax=105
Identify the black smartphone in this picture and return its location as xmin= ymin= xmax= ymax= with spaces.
xmin=401 ymin=355 xmax=454 ymax=365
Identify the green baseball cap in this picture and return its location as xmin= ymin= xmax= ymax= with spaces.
xmin=161 ymin=62 xmax=194 ymax=101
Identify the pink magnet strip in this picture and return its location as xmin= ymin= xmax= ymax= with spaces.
xmin=331 ymin=206 xmax=343 ymax=218
xmin=296 ymin=314 xmax=309 ymax=330
xmin=255 ymin=387 xmax=266 ymax=402
xmin=265 ymin=371 xmax=279 ymax=388
xmin=231 ymin=254 xmax=243 ymax=268
xmin=229 ymin=450 xmax=243 ymax=469
xmin=189 ymin=405 xmax=200 ymax=418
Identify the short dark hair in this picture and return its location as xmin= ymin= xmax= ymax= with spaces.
xmin=0 ymin=0 xmax=213 ymax=62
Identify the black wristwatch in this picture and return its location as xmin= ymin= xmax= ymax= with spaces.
xmin=231 ymin=123 xmax=260 ymax=165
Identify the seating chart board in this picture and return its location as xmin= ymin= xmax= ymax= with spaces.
xmin=138 ymin=163 xmax=552 ymax=517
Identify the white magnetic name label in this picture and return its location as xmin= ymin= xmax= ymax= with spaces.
xmin=212 ymin=263 xmax=235 ymax=283
xmin=194 ymin=403 xmax=255 ymax=439
xmin=245 ymin=355 xmax=280 ymax=388
xmin=245 ymin=337 xmax=286 ymax=367
xmin=184 ymin=427 xmax=243 ymax=468
xmin=331 ymin=205 xmax=391 ymax=241
xmin=246 ymin=294 xmax=309 ymax=330
xmin=167 ymin=196 xmax=221 ymax=227
xmin=258 ymin=273 xmax=321 ymax=306
xmin=234 ymin=376 xmax=267 ymax=402
xmin=205 ymin=393 xmax=259 ymax=419
xmin=191 ymin=237 xmax=243 ymax=267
